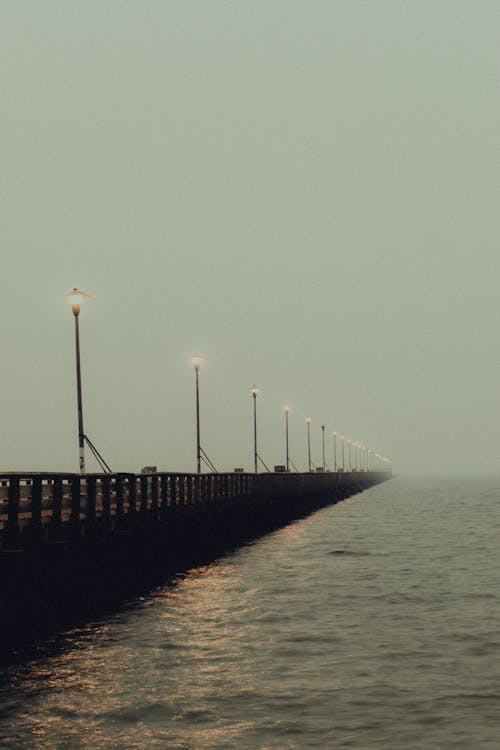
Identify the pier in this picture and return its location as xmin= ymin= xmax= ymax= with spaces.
xmin=0 ymin=469 xmax=390 ymax=655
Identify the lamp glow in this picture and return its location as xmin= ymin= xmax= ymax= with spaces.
xmin=64 ymin=288 xmax=90 ymax=317
xmin=192 ymin=353 xmax=204 ymax=372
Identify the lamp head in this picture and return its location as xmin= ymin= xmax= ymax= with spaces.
xmin=305 ymin=417 xmax=311 ymax=424
xmin=283 ymin=405 xmax=290 ymax=414
xmin=192 ymin=353 xmax=204 ymax=372
xmin=250 ymin=385 xmax=260 ymax=398
xmin=65 ymin=287 xmax=90 ymax=317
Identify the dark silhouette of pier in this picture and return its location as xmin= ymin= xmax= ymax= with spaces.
xmin=0 ymin=469 xmax=391 ymax=656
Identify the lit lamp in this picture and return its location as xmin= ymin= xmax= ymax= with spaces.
xmin=65 ymin=288 xmax=91 ymax=474
xmin=192 ymin=353 xmax=205 ymax=473
xmin=283 ymin=405 xmax=290 ymax=472
xmin=305 ymin=417 xmax=312 ymax=472
xmin=250 ymin=385 xmax=260 ymax=473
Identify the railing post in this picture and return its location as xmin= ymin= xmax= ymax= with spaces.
xmin=150 ymin=474 xmax=159 ymax=518
xmin=216 ymin=474 xmax=223 ymax=512
xmin=170 ymin=476 xmax=177 ymax=519
xmin=188 ymin=476 xmax=195 ymax=514
xmin=200 ymin=475 xmax=207 ymax=513
xmin=49 ymin=476 xmax=63 ymax=540
xmin=189 ymin=475 xmax=195 ymax=512
xmin=181 ymin=475 xmax=188 ymax=516
xmin=86 ymin=475 xmax=96 ymax=530
xmin=115 ymin=474 xmax=124 ymax=528
xmin=70 ymin=475 xmax=81 ymax=536
xmin=140 ymin=475 xmax=148 ymax=515
xmin=29 ymin=476 xmax=43 ymax=541
xmin=101 ymin=475 xmax=111 ymax=528
xmin=176 ymin=476 xmax=182 ymax=516
xmin=4 ymin=476 xmax=20 ymax=549
xmin=159 ymin=474 xmax=168 ymax=520
xmin=222 ymin=474 xmax=229 ymax=513
xmin=127 ymin=474 xmax=137 ymax=519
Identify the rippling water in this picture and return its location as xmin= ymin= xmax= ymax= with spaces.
xmin=1 ymin=476 xmax=500 ymax=749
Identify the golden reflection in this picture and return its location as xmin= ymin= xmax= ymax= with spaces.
xmin=2 ymin=558 xmax=266 ymax=749
xmin=1 ymin=513 xmax=337 ymax=749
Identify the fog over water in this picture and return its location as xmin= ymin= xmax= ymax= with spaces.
xmin=1 ymin=1 xmax=499 ymax=475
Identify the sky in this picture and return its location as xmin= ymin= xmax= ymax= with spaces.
xmin=1 ymin=0 xmax=499 ymax=475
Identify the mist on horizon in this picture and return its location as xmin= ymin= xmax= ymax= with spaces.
xmin=1 ymin=1 xmax=499 ymax=476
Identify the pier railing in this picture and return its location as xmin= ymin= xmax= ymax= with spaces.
xmin=0 ymin=470 xmax=390 ymax=550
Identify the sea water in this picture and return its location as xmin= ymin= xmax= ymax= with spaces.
xmin=1 ymin=476 xmax=499 ymax=749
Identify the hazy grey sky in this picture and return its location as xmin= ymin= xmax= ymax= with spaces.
xmin=1 ymin=1 xmax=499 ymax=475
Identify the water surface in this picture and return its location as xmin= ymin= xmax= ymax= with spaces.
xmin=1 ymin=476 xmax=499 ymax=749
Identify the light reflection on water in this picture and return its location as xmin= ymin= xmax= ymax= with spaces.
xmin=1 ymin=477 xmax=500 ymax=749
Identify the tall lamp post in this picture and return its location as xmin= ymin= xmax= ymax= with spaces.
xmin=306 ymin=417 xmax=312 ymax=472
xmin=332 ymin=431 xmax=337 ymax=472
xmin=250 ymin=386 xmax=260 ymax=473
xmin=65 ymin=288 xmax=90 ymax=474
xmin=321 ymin=425 xmax=326 ymax=471
xmin=283 ymin=405 xmax=290 ymax=472
xmin=340 ymin=434 xmax=345 ymax=472
xmin=347 ymin=438 xmax=352 ymax=471
xmin=192 ymin=354 xmax=205 ymax=474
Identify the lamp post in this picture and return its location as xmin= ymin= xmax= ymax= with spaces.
xmin=347 ymin=438 xmax=352 ymax=471
xmin=306 ymin=417 xmax=312 ymax=472
xmin=192 ymin=354 xmax=204 ymax=474
xmin=341 ymin=434 xmax=345 ymax=472
xmin=283 ymin=405 xmax=290 ymax=472
xmin=65 ymin=288 xmax=91 ymax=474
xmin=321 ymin=425 xmax=326 ymax=470
xmin=332 ymin=431 xmax=337 ymax=472
xmin=250 ymin=386 xmax=260 ymax=473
